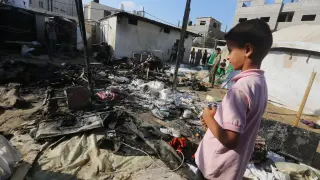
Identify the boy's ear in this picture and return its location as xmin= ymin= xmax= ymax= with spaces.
xmin=244 ymin=43 xmax=254 ymax=58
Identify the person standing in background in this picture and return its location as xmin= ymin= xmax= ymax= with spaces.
xmin=170 ymin=43 xmax=178 ymax=62
xmin=46 ymin=20 xmax=57 ymax=61
xmin=190 ymin=48 xmax=196 ymax=64
xmin=202 ymin=49 xmax=208 ymax=66
xmin=207 ymin=51 xmax=216 ymax=71
xmin=218 ymin=59 xmax=227 ymax=76
xmin=195 ymin=49 xmax=202 ymax=66
xmin=209 ymin=48 xmax=221 ymax=86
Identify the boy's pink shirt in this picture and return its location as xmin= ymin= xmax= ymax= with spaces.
xmin=195 ymin=69 xmax=268 ymax=180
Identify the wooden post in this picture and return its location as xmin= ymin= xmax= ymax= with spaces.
xmin=75 ymin=0 xmax=93 ymax=94
xmin=172 ymin=0 xmax=191 ymax=90
xmin=294 ymin=71 xmax=317 ymax=126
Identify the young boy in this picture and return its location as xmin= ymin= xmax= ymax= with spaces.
xmin=219 ymin=59 xmax=227 ymax=76
xmin=195 ymin=19 xmax=273 ymax=180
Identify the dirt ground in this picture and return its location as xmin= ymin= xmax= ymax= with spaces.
xmin=0 ymin=86 xmax=44 ymax=134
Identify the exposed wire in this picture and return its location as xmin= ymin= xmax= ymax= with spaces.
xmin=122 ymin=142 xmax=184 ymax=172
xmin=143 ymin=11 xmax=178 ymax=27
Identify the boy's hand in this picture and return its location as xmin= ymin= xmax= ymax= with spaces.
xmin=201 ymin=107 xmax=217 ymax=128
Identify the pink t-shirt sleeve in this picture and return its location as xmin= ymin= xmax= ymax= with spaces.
xmin=214 ymin=89 xmax=249 ymax=133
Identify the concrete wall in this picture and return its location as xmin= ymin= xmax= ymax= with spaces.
xmin=84 ymin=1 xmax=118 ymax=21
xmin=100 ymin=16 xmax=117 ymax=51
xmin=29 ymin=0 xmax=76 ymax=17
xmin=188 ymin=17 xmax=225 ymax=44
xmin=233 ymin=0 xmax=320 ymax=31
xmin=101 ymin=16 xmax=193 ymax=63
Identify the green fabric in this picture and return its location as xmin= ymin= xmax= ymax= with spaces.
xmin=226 ymin=64 xmax=233 ymax=74
xmin=208 ymin=53 xmax=216 ymax=65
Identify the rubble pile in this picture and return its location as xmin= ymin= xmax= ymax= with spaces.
xmin=0 ymin=55 xmax=319 ymax=180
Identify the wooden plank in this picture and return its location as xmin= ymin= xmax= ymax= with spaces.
xmin=294 ymin=71 xmax=317 ymax=126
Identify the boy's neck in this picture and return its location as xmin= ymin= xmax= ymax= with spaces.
xmin=241 ymin=63 xmax=261 ymax=71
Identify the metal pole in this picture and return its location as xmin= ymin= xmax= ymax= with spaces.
xmin=172 ymin=0 xmax=191 ymax=90
xmin=75 ymin=0 xmax=93 ymax=93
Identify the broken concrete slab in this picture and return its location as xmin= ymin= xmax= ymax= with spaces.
xmin=259 ymin=119 xmax=320 ymax=169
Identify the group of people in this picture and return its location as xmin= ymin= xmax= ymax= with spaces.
xmin=190 ymin=47 xmax=227 ymax=85
xmin=189 ymin=48 xmax=208 ymax=66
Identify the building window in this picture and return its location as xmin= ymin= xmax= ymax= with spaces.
xmin=104 ymin=10 xmax=111 ymax=17
xmin=200 ymin=21 xmax=206 ymax=25
xmin=60 ymin=9 xmax=66 ymax=13
xmin=301 ymin=14 xmax=316 ymax=21
xmin=213 ymin=22 xmax=217 ymax=28
xmin=29 ymin=0 xmax=32 ymax=4
xmin=128 ymin=18 xmax=138 ymax=25
xmin=164 ymin=27 xmax=170 ymax=34
xmin=265 ymin=0 xmax=275 ymax=4
xmin=242 ymin=1 xmax=251 ymax=7
xmin=238 ymin=18 xmax=247 ymax=23
xmin=54 ymin=7 xmax=58 ymax=11
xmin=39 ymin=1 xmax=43 ymax=8
xmin=283 ymin=0 xmax=298 ymax=4
xmin=261 ymin=17 xmax=270 ymax=22
xmin=277 ymin=12 xmax=294 ymax=22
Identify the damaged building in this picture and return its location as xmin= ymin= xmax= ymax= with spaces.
xmin=187 ymin=17 xmax=225 ymax=45
xmin=98 ymin=12 xmax=201 ymax=62
xmin=233 ymin=0 xmax=320 ymax=31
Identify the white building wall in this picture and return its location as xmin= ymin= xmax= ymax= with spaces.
xmin=262 ymin=51 xmax=320 ymax=115
xmin=29 ymin=0 xmax=77 ymax=17
xmin=100 ymin=16 xmax=118 ymax=51
xmin=111 ymin=16 xmax=193 ymax=62
xmin=84 ymin=2 xmax=118 ymax=21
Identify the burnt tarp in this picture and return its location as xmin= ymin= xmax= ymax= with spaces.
xmin=35 ymin=113 xmax=104 ymax=140
xmin=0 ymin=4 xmax=36 ymax=44
xmin=259 ymin=119 xmax=320 ymax=169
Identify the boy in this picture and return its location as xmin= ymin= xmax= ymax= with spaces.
xmin=219 ymin=59 xmax=227 ymax=76
xmin=195 ymin=19 xmax=273 ymax=180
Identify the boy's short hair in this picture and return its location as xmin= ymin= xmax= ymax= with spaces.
xmin=216 ymin=48 xmax=221 ymax=51
xmin=225 ymin=19 xmax=273 ymax=63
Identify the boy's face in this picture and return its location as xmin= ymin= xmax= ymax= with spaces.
xmin=226 ymin=40 xmax=247 ymax=70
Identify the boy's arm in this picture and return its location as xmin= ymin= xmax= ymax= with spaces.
xmin=203 ymin=108 xmax=240 ymax=150
xmin=203 ymin=89 xmax=248 ymax=150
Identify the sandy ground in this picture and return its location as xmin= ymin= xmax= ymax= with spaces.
xmin=0 ymin=87 xmax=44 ymax=134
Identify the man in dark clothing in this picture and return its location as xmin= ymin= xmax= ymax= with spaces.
xmin=190 ymin=48 xmax=196 ymax=64
xmin=170 ymin=43 xmax=178 ymax=62
xmin=202 ymin=49 xmax=208 ymax=65
xmin=195 ymin=49 xmax=202 ymax=66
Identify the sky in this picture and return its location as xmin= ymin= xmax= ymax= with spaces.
xmin=83 ymin=0 xmax=238 ymax=31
